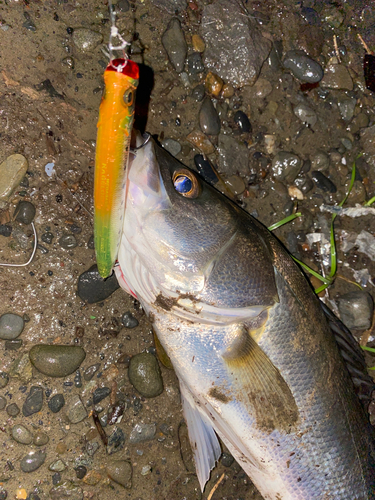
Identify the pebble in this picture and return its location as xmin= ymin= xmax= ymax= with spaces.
xmin=86 ymin=441 xmax=99 ymax=456
xmin=244 ymin=78 xmax=273 ymax=99
xmin=11 ymin=424 xmax=33 ymax=445
xmin=191 ymin=84 xmax=205 ymax=102
xmin=93 ymin=387 xmax=111 ymax=404
xmin=0 ymin=313 xmax=24 ymax=340
xmin=41 ymin=232 xmax=54 ymax=244
xmin=311 ymin=171 xmax=337 ymax=193
xmin=58 ymin=234 xmax=77 ymax=249
xmin=74 ymin=369 xmax=82 ymax=388
xmin=107 ymin=427 xmax=126 ymax=455
xmin=199 ymin=97 xmax=221 ymax=135
xmin=128 ymin=353 xmax=163 ymax=398
xmin=337 ymin=291 xmax=374 ymax=330
xmin=233 ymin=110 xmax=252 ymax=134
xmin=23 ymin=386 xmax=43 ymax=417
xmin=9 ymin=353 xmax=33 ymax=382
xmin=6 ymin=403 xmax=20 ymax=417
xmin=14 ymin=201 xmax=36 ymax=225
xmin=0 ymin=396 xmax=6 ymax=410
xmin=129 ymin=423 xmax=156 ymax=444
xmin=221 ymin=452 xmax=235 ymax=467
xmin=83 ymin=363 xmax=101 ymax=381
xmin=271 ymin=152 xmax=302 ymax=182
xmin=20 ymin=450 xmax=46 ymax=473
xmin=29 ymin=345 xmax=86 ymax=377
xmin=82 ymin=470 xmax=102 ymax=486
xmin=66 ymin=395 xmax=87 ymax=424
xmin=218 ymin=134 xmax=249 ymax=176
xmin=161 ymin=138 xmax=181 ymax=157
xmin=192 ymin=34 xmax=205 ymax=52
xmin=0 ymin=225 xmax=12 ymax=237
xmin=161 ymin=18 xmax=187 ymax=73
xmin=205 ymin=72 xmax=223 ymax=97
xmin=5 ymin=339 xmax=23 ymax=350
xmin=49 ymin=481 xmax=83 ymax=500
xmin=49 ymin=460 xmax=66 ymax=472
xmin=283 ymin=50 xmax=323 ymax=83
xmin=293 ymin=103 xmax=317 ymax=127
xmin=186 ymin=131 xmax=215 ymax=154
xmin=16 ymin=490 xmax=27 ymax=500
xmin=77 ymin=264 xmax=120 ymax=303
xmin=121 ymin=312 xmax=138 ymax=329
xmin=33 ymin=429 xmax=49 ymax=446
xmin=107 ymin=460 xmax=132 ymax=488
xmin=224 ymin=175 xmax=246 ymax=195
xmin=52 ymin=473 xmax=61 ymax=485
xmin=321 ymin=63 xmax=353 ymax=90
xmin=349 ymin=113 xmax=369 ymax=135
xmin=187 ymin=53 xmax=204 ymax=75
xmin=288 ymin=186 xmax=304 ymax=200
xmin=0 ymin=154 xmax=28 ymax=201
xmin=48 ymin=394 xmax=65 ymax=413
xmin=337 ymin=97 xmax=356 ymax=122
xmin=201 ymin=0 xmax=271 ymax=87
xmin=75 ymin=465 xmax=87 ymax=479
xmin=72 ymin=28 xmax=103 ymax=52
xmin=310 ymin=151 xmax=330 ymax=172
xmin=294 ymin=175 xmax=314 ymax=194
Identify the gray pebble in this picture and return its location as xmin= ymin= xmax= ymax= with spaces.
xmin=283 ymin=50 xmax=323 ymax=83
xmin=129 ymin=423 xmax=156 ymax=444
xmin=0 ymin=372 xmax=9 ymax=389
xmin=311 ymin=171 xmax=337 ymax=193
xmin=199 ymin=97 xmax=221 ymax=135
xmin=187 ymin=52 xmax=204 ymax=75
xmin=83 ymin=363 xmax=101 ymax=381
xmin=117 ymin=0 xmax=130 ymax=12
xmin=48 ymin=394 xmax=65 ymax=413
xmin=58 ymin=234 xmax=77 ymax=249
xmin=49 ymin=481 xmax=83 ymax=500
xmin=77 ymin=264 xmax=119 ymax=303
xmin=29 ymin=345 xmax=86 ymax=377
xmin=337 ymin=97 xmax=356 ymax=122
xmin=337 ymin=291 xmax=374 ymax=330
xmin=5 ymin=339 xmax=23 ymax=350
xmin=41 ymin=232 xmax=54 ymax=244
xmin=87 ymin=235 xmax=95 ymax=249
xmin=161 ymin=138 xmax=182 ymax=157
xmin=23 ymin=386 xmax=43 ymax=417
xmin=234 ymin=110 xmax=252 ymax=134
xmin=271 ymin=152 xmax=302 ymax=182
xmin=20 ymin=450 xmax=46 ymax=473
xmin=107 ymin=460 xmax=132 ymax=488
xmin=0 ymin=396 xmax=6 ymax=410
xmin=161 ymin=18 xmax=187 ymax=73
xmin=6 ymin=403 xmax=20 ymax=417
xmin=11 ymin=424 xmax=33 ymax=445
xmin=72 ymin=28 xmax=103 ymax=53
xmin=93 ymin=387 xmax=111 ymax=404
xmin=121 ymin=312 xmax=138 ymax=329
xmin=86 ymin=440 xmax=100 ymax=456
xmin=191 ymin=84 xmax=205 ymax=102
xmin=0 ymin=313 xmax=24 ymax=340
xmin=66 ymin=395 xmax=87 ymax=424
xmin=52 ymin=472 xmax=61 ymax=485
xmin=310 ymin=151 xmax=330 ymax=172
xmin=340 ymin=137 xmax=352 ymax=150
xmin=33 ymin=429 xmax=49 ymax=446
xmin=221 ymin=452 xmax=235 ymax=467
xmin=14 ymin=201 xmax=36 ymax=225
xmin=107 ymin=427 xmax=126 ymax=455
xmin=49 ymin=459 xmax=66 ymax=472
xmin=128 ymin=353 xmax=163 ymax=398
xmin=75 ymin=465 xmax=87 ymax=479
xmin=0 ymin=225 xmax=12 ymax=237
xmin=293 ymin=103 xmax=317 ymax=127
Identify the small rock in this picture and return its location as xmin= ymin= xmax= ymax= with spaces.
xmin=41 ymin=232 xmax=54 ymax=244
xmin=283 ymin=50 xmax=323 ymax=83
xmin=161 ymin=18 xmax=187 ymax=73
xmin=191 ymin=84 xmax=205 ymax=102
xmin=129 ymin=423 xmax=156 ymax=444
xmin=128 ymin=353 xmax=163 ymax=398
xmin=20 ymin=450 xmax=46 ymax=473
xmin=6 ymin=403 xmax=20 ymax=417
xmin=221 ymin=83 xmax=234 ymax=98
xmin=221 ymin=452 xmax=235 ymax=467
xmin=337 ymin=97 xmax=356 ymax=122
xmin=0 ymin=225 xmax=12 ymax=237
xmin=161 ymin=139 xmax=181 ymax=157
xmin=349 ymin=114 xmax=369 ymax=135
xmin=186 ymin=131 xmax=214 ymax=154
xmin=271 ymin=152 xmax=302 ymax=182
xmin=107 ymin=460 xmax=132 ymax=488
xmin=66 ymin=395 xmax=87 ymax=424
xmin=199 ymin=97 xmax=221 ymax=135
xmin=0 ymin=396 xmax=6 ymax=410
xmin=77 ymin=265 xmax=119 ymax=303
xmin=293 ymin=103 xmax=317 ymax=127
xmin=224 ymin=175 xmax=246 ymax=195
xmin=9 ymin=353 xmax=32 ymax=382
xmin=82 ymin=470 xmax=102 ymax=486
xmin=14 ymin=201 xmax=36 ymax=225
xmin=0 ymin=313 xmax=24 ymax=340
xmin=49 ymin=460 xmax=66 ymax=472
xmin=87 ymin=235 xmax=95 ymax=249
xmin=75 ymin=465 xmax=87 ymax=479
xmin=121 ymin=312 xmax=138 ymax=329
xmin=52 ymin=472 xmax=61 ymax=485
xmin=5 ymin=339 xmax=23 ymax=350
xmin=311 ymin=171 xmax=337 ymax=193
xmin=48 ymin=394 xmax=65 ymax=413
xmin=72 ymin=28 xmax=103 ymax=52
xmin=58 ymin=234 xmax=77 ymax=249
xmin=337 ymin=291 xmax=373 ymax=330
xmin=33 ymin=429 xmax=49 ymax=446
xmin=205 ymin=72 xmax=223 ymax=97
xmin=23 ymin=386 xmax=43 ymax=417
xmin=0 ymin=154 xmax=28 ymax=201
xmin=107 ymin=427 xmax=126 ymax=455
xmin=310 ymin=151 xmax=330 ymax=172
xmin=49 ymin=481 xmax=83 ymax=500
xmin=141 ymin=465 xmax=152 ymax=476
xmin=321 ymin=63 xmax=353 ymax=90
xmin=243 ymin=78 xmax=272 ymax=99
xmin=74 ymin=370 xmax=82 ymax=388
xmin=233 ymin=110 xmax=252 ymax=134
xmin=11 ymin=424 xmax=33 ymax=445
xmin=288 ymin=186 xmax=304 ymax=200
xmin=187 ymin=53 xmax=204 ymax=75
xmin=29 ymin=345 xmax=86 ymax=377
xmin=93 ymin=387 xmax=111 ymax=404
xmin=83 ymin=363 xmax=101 ymax=381
xmin=86 ymin=441 xmax=100 ymax=456
xmin=192 ymin=34 xmax=205 ymax=52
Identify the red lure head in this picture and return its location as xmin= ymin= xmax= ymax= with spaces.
xmin=107 ymin=58 xmax=139 ymax=80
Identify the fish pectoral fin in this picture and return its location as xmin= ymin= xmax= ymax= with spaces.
xmin=222 ymin=326 xmax=299 ymax=433
xmin=180 ymin=380 xmax=221 ymax=492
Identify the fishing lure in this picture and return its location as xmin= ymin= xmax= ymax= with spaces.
xmin=94 ymin=57 xmax=139 ymax=278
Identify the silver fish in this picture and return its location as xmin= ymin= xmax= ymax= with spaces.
xmin=114 ymin=136 xmax=375 ymax=499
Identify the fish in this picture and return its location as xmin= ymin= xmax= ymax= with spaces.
xmin=114 ymin=135 xmax=375 ymax=499
xmin=94 ymin=57 xmax=139 ymax=278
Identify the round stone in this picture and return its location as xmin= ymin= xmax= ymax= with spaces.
xmin=11 ymin=424 xmax=33 ymax=445
xmin=13 ymin=201 xmax=36 ymax=225
xmin=121 ymin=312 xmax=139 ymax=329
xmin=283 ymin=50 xmax=323 ymax=83
xmin=233 ymin=110 xmax=252 ymax=134
xmin=0 ymin=313 xmax=24 ymax=340
xmin=6 ymin=403 xmax=20 ymax=417
xmin=161 ymin=139 xmax=181 ymax=157
xmin=311 ymin=171 xmax=337 ymax=193
xmin=48 ymin=460 xmax=66 ymax=472
xmin=271 ymin=152 xmax=302 ymax=182
xmin=128 ymin=353 xmax=163 ymax=398
xmin=29 ymin=345 xmax=86 ymax=377
xmin=48 ymin=393 xmax=65 ymax=413
xmin=23 ymin=386 xmax=43 ymax=417
xmin=337 ymin=291 xmax=374 ymax=330
xmin=58 ymin=234 xmax=77 ymax=249
xmin=107 ymin=460 xmax=132 ymax=488
xmin=199 ymin=97 xmax=221 ymax=135
xmin=33 ymin=429 xmax=49 ymax=446
xmin=75 ymin=465 xmax=87 ymax=479
xmin=66 ymin=395 xmax=87 ymax=424
xmin=72 ymin=28 xmax=103 ymax=52
xmin=0 ymin=372 xmax=9 ymax=389
xmin=20 ymin=450 xmax=46 ymax=473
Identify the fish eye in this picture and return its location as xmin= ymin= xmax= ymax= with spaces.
xmin=123 ymin=89 xmax=134 ymax=106
xmin=172 ymin=169 xmax=201 ymax=198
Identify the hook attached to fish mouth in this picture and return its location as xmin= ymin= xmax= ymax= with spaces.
xmin=130 ymin=132 xmax=151 ymax=156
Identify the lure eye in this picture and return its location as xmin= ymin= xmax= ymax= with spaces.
xmin=123 ymin=89 xmax=134 ymax=106
xmin=172 ymin=169 xmax=201 ymax=198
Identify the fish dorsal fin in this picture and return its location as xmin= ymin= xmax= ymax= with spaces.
xmin=222 ymin=325 xmax=299 ymax=433
xmin=180 ymin=380 xmax=221 ymax=492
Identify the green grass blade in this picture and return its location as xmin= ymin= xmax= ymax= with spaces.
xmin=364 ymin=195 xmax=375 ymax=207
xmin=361 ymin=345 xmax=375 ymax=353
xmin=268 ymin=212 xmax=302 ymax=232
xmin=292 ymin=256 xmax=332 ymax=284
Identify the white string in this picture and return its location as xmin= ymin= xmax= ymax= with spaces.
xmin=0 ymin=222 xmax=38 ymax=268
xmin=108 ymin=0 xmax=130 ymax=67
